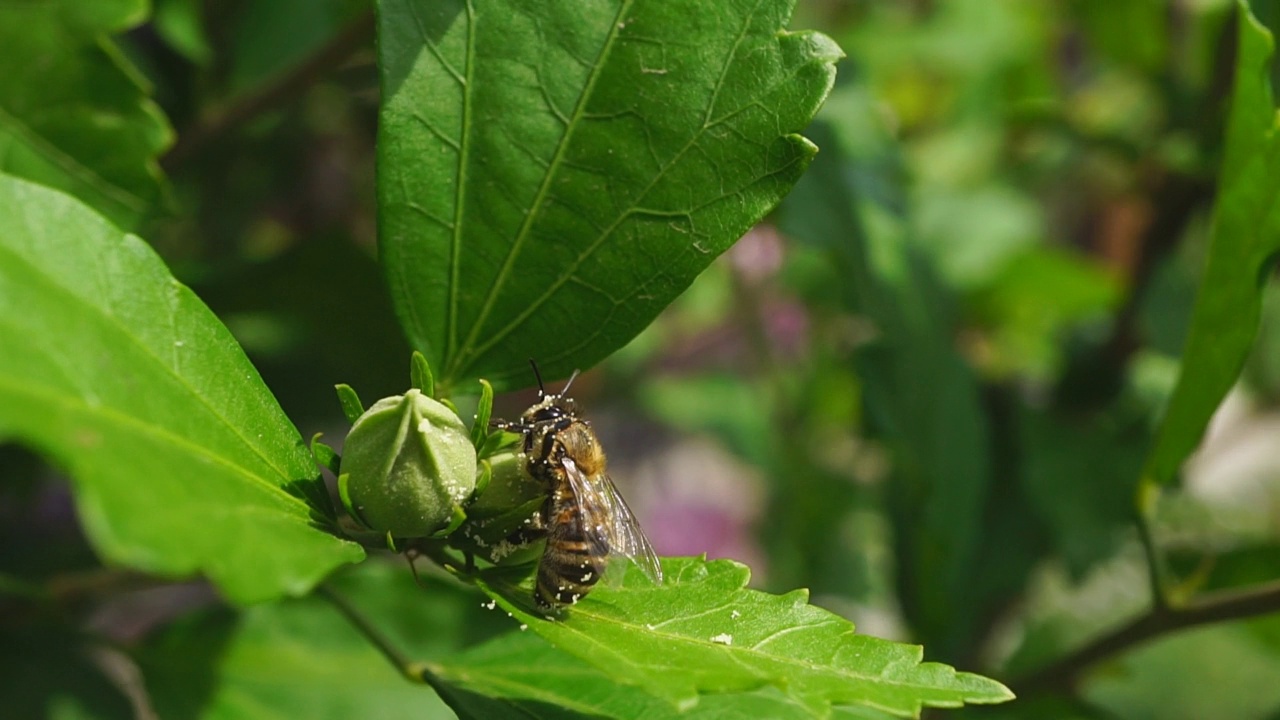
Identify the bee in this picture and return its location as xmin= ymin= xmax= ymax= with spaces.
xmin=497 ymin=361 xmax=662 ymax=609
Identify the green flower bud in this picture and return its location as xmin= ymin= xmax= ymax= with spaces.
xmin=340 ymin=389 xmax=476 ymax=538
xmin=452 ymin=447 xmax=546 ymax=566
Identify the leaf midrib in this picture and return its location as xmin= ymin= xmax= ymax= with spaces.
xmin=447 ymin=0 xmax=635 ymax=380
xmin=558 ymin=602 xmax=985 ymax=699
xmin=452 ymin=0 xmax=773 ymax=374
xmin=447 ymin=0 xmax=477 ymax=369
xmin=402 ymin=0 xmax=477 ymax=366
xmin=0 ymin=375 xmax=310 ymax=516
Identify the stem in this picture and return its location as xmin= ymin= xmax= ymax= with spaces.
xmin=1133 ymin=483 xmax=1169 ymax=612
xmin=317 ymin=582 xmax=442 ymax=688
xmin=161 ymin=10 xmax=375 ymax=171
xmin=1011 ymin=578 xmax=1280 ymax=695
xmin=0 ymin=572 xmax=50 ymax=600
xmin=0 ymin=568 xmax=167 ymax=606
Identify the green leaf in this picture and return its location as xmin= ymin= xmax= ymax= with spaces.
xmin=335 ymin=383 xmax=366 ymax=424
xmin=189 ymin=235 xmax=415 ymax=423
xmin=133 ymin=561 xmax=924 ymax=720
xmin=312 ymin=434 xmax=341 ymax=475
xmin=780 ymin=110 xmax=1001 ymax=660
xmin=411 ymin=350 xmax=435 ymax=397
xmin=470 ymin=379 xmax=494 ymax=449
xmin=376 ymin=0 xmax=842 ymax=390
xmin=443 ymin=630 xmax=903 ymax=719
xmin=0 ymin=0 xmax=171 ymax=229
xmin=227 ymin=0 xmax=368 ymax=95
xmin=0 ymin=175 xmax=363 ymax=604
xmin=477 ymin=557 xmax=1013 ymax=717
xmin=1143 ymin=1 xmax=1280 ymax=486
xmin=0 ymin=623 xmax=132 ymax=720
xmin=1083 ymin=620 xmax=1280 ymax=720
xmin=1019 ymin=402 xmax=1147 ymax=578
xmin=154 ymin=0 xmax=214 ymax=66
xmin=138 ymin=563 xmax=483 ymax=720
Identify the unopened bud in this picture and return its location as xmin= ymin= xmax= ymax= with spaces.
xmin=340 ymin=389 xmax=476 ymax=538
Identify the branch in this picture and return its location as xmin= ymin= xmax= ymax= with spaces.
xmin=161 ymin=10 xmax=375 ymax=171
xmin=1010 ymin=578 xmax=1280 ymax=695
xmin=318 ymin=581 xmax=443 ymax=687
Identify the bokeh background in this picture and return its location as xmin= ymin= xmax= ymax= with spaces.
xmin=7 ymin=1 xmax=1280 ymax=718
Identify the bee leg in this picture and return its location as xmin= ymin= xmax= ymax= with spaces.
xmin=503 ymin=523 xmax=547 ymax=547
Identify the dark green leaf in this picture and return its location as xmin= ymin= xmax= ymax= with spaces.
xmin=478 ymin=557 xmax=1013 ymax=717
xmin=0 ymin=623 xmax=132 ymax=720
xmin=1144 ymin=2 xmax=1280 ymax=486
xmin=779 ymin=112 xmax=999 ymax=660
xmin=0 ymin=0 xmax=170 ymax=229
xmin=1019 ymin=403 xmax=1146 ymax=578
xmin=227 ymin=0 xmax=368 ymax=94
xmin=139 ymin=563 xmax=480 ymax=720
xmin=376 ymin=0 xmax=841 ymax=390
xmin=189 ymin=235 xmax=414 ymax=426
xmin=0 ymin=175 xmax=362 ymax=604
xmin=154 ymin=0 xmax=213 ymax=65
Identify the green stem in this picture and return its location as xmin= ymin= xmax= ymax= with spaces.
xmin=0 ymin=572 xmax=50 ymax=600
xmin=1011 ymin=578 xmax=1280 ymax=695
xmin=317 ymin=582 xmax=442 ymax=687
xmin=1134 ymin=482 xmax=1169 ymax=612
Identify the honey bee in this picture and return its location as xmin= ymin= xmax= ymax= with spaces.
xmin=497 ymin=362 xmax=663 ymax=609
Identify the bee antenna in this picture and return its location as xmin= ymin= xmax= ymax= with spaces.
xmin=529 ymin=358 xmax=546 ymax=397
xmin=561 ymin=369 xmax=582 ymax=397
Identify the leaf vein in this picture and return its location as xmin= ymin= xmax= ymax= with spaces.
xmin=0 ymin=376 xmax=309 ymax=515
xmin=450 ymin=0 xmax=635 ymax=377
xmin=454 ymin=3 xmax=772 ymax=369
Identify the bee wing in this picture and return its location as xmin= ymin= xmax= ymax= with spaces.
xmin=562 ymin=458 xmax=663 ymax=586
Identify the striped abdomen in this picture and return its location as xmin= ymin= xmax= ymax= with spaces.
xmin=535 ymin=472 xmax=608 ymax=607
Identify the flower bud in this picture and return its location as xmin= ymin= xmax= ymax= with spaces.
xmin=341 ymin=389 xmax=476 ymax=538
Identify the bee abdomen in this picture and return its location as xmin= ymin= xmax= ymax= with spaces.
xmin=535 ymin=541 xmax=607 ymax=607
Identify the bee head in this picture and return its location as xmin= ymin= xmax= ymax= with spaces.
xmin=523 ymin=360 xmax=581 ymax=424
xmin=521 ymin=394 xmax=577 ymax=424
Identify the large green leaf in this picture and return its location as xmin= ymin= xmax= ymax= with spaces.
xmin=442 ymin=630 xmax=901 ymax=720
xmin=0 ymin=175 xmax=362 ymax=604
xmin=139 ymin=564 xmax=482 ymax=720
xmin=138 ymin=561 xmax=902 ymax=720
xmin=477 ymin=557 xmax=1013 ymax=718
xmin=0 ymin=0 xmax=171 ymax=229
xmin=376 ymin=0 xmax=841 ymax=391
xmin=1144 ymin=1 xmax=1280 ymax=486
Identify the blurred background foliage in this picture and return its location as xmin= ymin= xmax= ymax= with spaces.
xmin=7 ymin=0 xmax=1280 ymax=717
